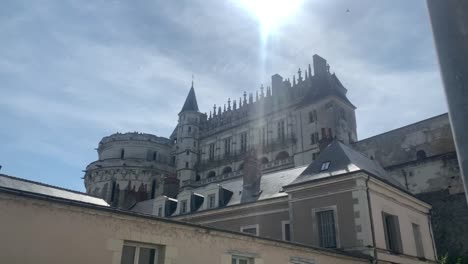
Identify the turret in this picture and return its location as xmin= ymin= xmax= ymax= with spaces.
xmin=176 ymin=82 xmax=203 ymax=187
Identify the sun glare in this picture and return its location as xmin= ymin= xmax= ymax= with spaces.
xmin=239 ymin=0 xmax=303 ymax=37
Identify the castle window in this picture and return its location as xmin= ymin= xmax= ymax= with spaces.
xmin=180 ymin=200 xmax=188 ymax=214
xmin=412 ymin=223 xmax=425 ymax=258
xmin=188 ymin=126 xmax=191 ymax=133
xmin=110 ymin=180 xmax=117 ymax=202
xmin=224 ymin=137 xmax=232 ymax=156
xmin=382 ymin=212 xmax=403 ymax=254
xmin=277 ymin=120 xmax=285 ymax=141
xmin=317 ymin=210 xmax=337 ymax=248
xmin=240 ymin=132 xmax=248 ymax=153
xmin=208 ymin=194 xmax=216 ymax=209
xmin=209 ymin=143 xmax=215 ymax=161
xmin=416 ymin=150 xmax=427 ymax=160
xmin=207 ymin=171 xmax=216 ymax=178
xmin=120 ymin=242 xmax=161 ymax=264
xmin=152 ymin=151 xmax=157 ymax=161
xmin=186 ymin=150 xmax=190 ymax=155
xmin=282 ymin=221 xmax=291 ymax=241
xmin=120 ymin=149 xmax=125 ymax=159
xmin=222 ymin=166 xmax=232 ymax=174
xmin=320 ymin=161 xmax=331 ymax=171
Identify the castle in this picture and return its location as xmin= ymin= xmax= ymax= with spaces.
xmin=83 ymin=54 xmax=467 ymax=261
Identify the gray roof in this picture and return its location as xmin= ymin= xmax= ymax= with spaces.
xmin=287 ymin=141 xmax=405 ymax=189
xmin=180 ymin=86 xmax=199 ymax=112
xmin=130 ymin=198 xmax=154 ymax=214
xmin=0 ymin=174 xmax=109 ymax=206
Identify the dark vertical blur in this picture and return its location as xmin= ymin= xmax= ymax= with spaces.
xmin=427 ymin=0 xmax=468 ymax=203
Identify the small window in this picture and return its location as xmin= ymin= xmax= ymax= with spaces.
xmin=195 ymin=174 xmax=201 ymax=181
xmin=382 ymin=212 xmax=403 ymax=254
xmin=317 ymin=210 xmax=337 ymax=248
xmin=240 ymin=225 xmax=258 ymax=236
xmin=185 ymin=162 xmax=189 ymax=168
xmin=416 ymin=150 xmax=427 ymax=160
xmin=412 ymin=223 xmax=425 ymax=258
xmin=120 ymin=149 xmax=125 ymax=159
xmin=320 ymin=161 xmax=331 ymax=171
xmin=152 ymin=152 xmax=157 ymax=161
xmin=186 ymin=150 xmax=190 ymax=155
xmin=180 ymin=200 xmax=188 ymax=214
xmin=232 ymin=255 xmax=253 ymax=264
xmin=208 ymin=194 xmax=216 ymax=209
xmin=120 ymin=242 xmax=160 ymax=264
xmin=282 ymin=221 xmax=291 ymax=241
xmin=188 ymin=126 xmax=191 ymax=133
xmin=309 ymin=111 xmax=315 ymax=123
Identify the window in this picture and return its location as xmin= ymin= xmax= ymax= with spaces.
xmin=188 ymin=126 xmax=191 ymax=133
xmin=310 ymin=132 xmax=319 ymax=145
xmin=186 ymin=150 xmax=190 ymax=155
xmin=240 ymin=132 xmax=248 ymax=153
xmin=152 ymin=151 xmax=157 ymax=161
xmin=382 ymin=212 xmax=403 ymax=253
xmin=412 ymin=223 xmax=425 ymax=258
xmin=416 ymin=150 xmax=427 ymax=160
xmin=277 ymin=120 xmax=285 ymax=141
xmin=241 ymin=225 xmax=258 ymax=236
xmin=150 ymin=180 xmax=157 ymax=199
xmin=180 ymin=200 xmax=188 ymax=214
xmin=262 ymin=127 xmax=266 ymax=146
xmin=320 ymin=161 xmax=330 ymax=171
xmin=309 ymin=111 xmax=315 ymax=123
xmin=232 ymin=255 xmax=252 ymax=264
xmin=120 ymin=149 xmax=125 ymax=159
xmin=312 ymin=152 xmax=319 ymax=161
xmin=120 ymin=242 xmax=160 ymax=264
xmin=317 ymin=210 xmax=337 ymax=248
xmin=185 ymin=162 xmax=189 ymax=168
xmin=321 ymin=128 xmax=326 ymax=139
xmin=209 ymin=143 xmax=215 ymax=161
xmin=157 ymin=207 xmax=162 ymax=217
xmin=224 ymin=137 xmax=232 ymax=156
xmin=282 ymin=221 xmax=291 ymax=241
xmin=208 ymin=194 xmax=216 ymax=209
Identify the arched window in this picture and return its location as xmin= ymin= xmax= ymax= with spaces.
xmin=120 ymin=149 xmax=125 ymax=159
xmin=222 ymin=167 xmax=232 ymax=174
xmin=416 ymin=150 xmax=427 ymax=160
xmin=275 ymin=151 xmax=290 ymax=161
xmin=207 ymin=171 xmax=216 ymax=178
xmin=260 ymin=157 xmax=269 ymax=164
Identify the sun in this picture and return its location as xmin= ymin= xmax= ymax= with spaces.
xmin=238 ymin=0 xmax=303 ymax=37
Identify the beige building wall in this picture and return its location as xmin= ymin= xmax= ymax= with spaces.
xmin=0 ymin=191 xmax=369 ymax=264
xmin=367 ymin=178 xmax=437 ymax=263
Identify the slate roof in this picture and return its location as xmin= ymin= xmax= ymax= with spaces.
xmin=0 ymin=174 xmax=109 ymax=206
xmin=180 ymin=86 xmax=199 ymax=112
xmin=287 ymin=141 xmax=405 ymax=189
xmin=130 ymin=198 xmax=154 ymax=214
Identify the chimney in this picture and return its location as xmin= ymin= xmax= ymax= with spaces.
xmin=271 ymin=74 xmax=283 ymax=96
xmin=313 ymin=54 xmax=328 ymax=76
xmin=241 ymin=149 xmax=262 ymax=203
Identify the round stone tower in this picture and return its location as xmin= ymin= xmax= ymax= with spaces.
xmin=84 ymin=132 xmax=177 ymax=208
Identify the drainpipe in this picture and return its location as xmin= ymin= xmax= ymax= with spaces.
xmin=365 ymin=175 xmax=378 ymax=263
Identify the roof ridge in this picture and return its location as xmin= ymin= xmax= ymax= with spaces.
xmin=0 ymin=173 xmax=98 ymax=198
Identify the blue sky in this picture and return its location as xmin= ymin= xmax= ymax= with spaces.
xmin=0 ymin=0 xmax=447 ymax=192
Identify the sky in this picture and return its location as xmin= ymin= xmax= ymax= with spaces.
xmin=0 ymin=0 xmax=447 ymax=192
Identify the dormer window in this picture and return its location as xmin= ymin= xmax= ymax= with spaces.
xmin=320 ymin=161 xmax=331 ymax=171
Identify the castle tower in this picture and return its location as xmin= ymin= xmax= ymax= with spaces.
xmin=175 ymin=83 xmax=203 ymax=187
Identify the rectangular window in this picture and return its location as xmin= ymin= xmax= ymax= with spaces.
xmin=282 ymin=221 xmax=291 ymax=241
xmin=382 ymin=212 xmax=403 ymax=253
xmin=321 ymin=128 xmax=326 ymax=139
xmin=310 ymin=134 xmax=316 ymax=145
xmin=120 ymin=243 xmax=159 ymax=264
xmin=240 ymin=132 xmax=248 ymax=153
xmin=309 ymin=111 xmax=314 ymax=123
xmin=185 ymin=162 xmax=189 ymax=168
xmin=241 ymin=225 xmax=258 ymax=236
xmin=208 ymin=194 xmax=216 ymax=209
xmin=157 ymin=207 xmax=162 ymax=217
xmin=232 ymin=256 xmax=253 ymax=264
xmin=277 ymin=120 xmax=285 ymax=141
xmin=180 ymin=200 xmax=188 ymax=214
xmin=412 ymin=223 xmax=425 ymax=258
xmin=317 ymin=210 xmax=337 ymax=248
xmin=224 ymin=137 xmax=232 ymax=156
xmin=209 ymin=143 xmax=215 ymax=161
xmin=262 ymin=127 xmax=266 ymax=146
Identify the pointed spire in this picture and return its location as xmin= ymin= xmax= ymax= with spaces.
xmin=180 ymin=84 xmax=199 ymax=112
xmin=209 ymin=111 xmax=212 ymax=119
xmin=243 ymin=91 xmax=247 ymax=104
xmin=293 ymin=75 xmax=296 ymax=86
xmin=218 ymin=106 xmax=221 ymax=115
xmin=308 ymin=64 xmax=312 ymax=77
xmin=260 ymin=84 xmax=265 ymax=97
xmin=223 ymin=104 xmax=226 ymax=112
xmin=233 ymin=99 xmax=237 ymax=110
xmin=227 ymin=98 xmax=231 ymax=111
xmin=249 ymin=93 xmax=253 ymax=103
xmin=213 ymin=104 xmax=216 ymax=116
xmin=298 ymin=68 xmax=302 ymax=82
xmin=239 ymin=97 xmax=242 ymax=107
